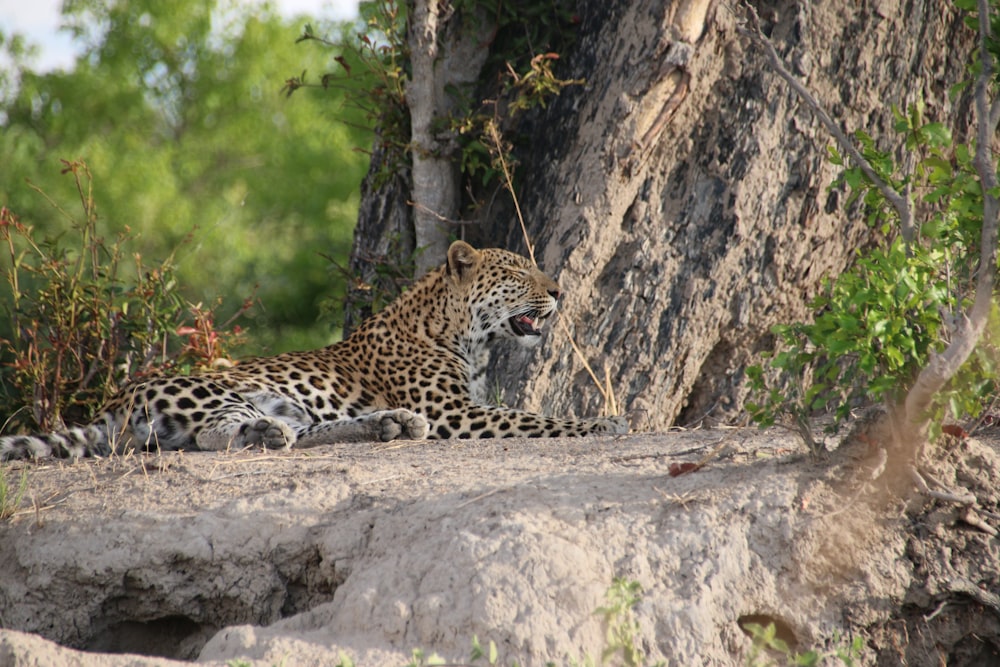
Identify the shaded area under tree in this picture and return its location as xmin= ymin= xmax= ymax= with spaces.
xmin=348 ymin=0 xmax=976 ymax=431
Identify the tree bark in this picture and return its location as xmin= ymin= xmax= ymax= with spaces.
xmin=407 ymin=0 xmax=492 ymax=275
xmin=352 ymin=0 xmax=976 ymax=430
xmin=344 ymin=1 xmax=494 ymax=315
xmin=342 ymin=135 xmax=414 ymax=333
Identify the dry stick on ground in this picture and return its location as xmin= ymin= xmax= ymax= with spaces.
xmin=739 ymin=1 xmax=998 ymax=505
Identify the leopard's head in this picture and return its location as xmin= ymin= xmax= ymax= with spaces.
xmin=445 ymin=240 xmax=560 ymax=348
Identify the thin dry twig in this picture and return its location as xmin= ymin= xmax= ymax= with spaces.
xmin=692 ymin=437 xmax=734 ymax=469
xmin=373 ymin=439 xmax=436 ymax=452
xmin=946 ymin=577 xmax=1000 ymax=617
xmin=455 ymin=487 xmax=502 ymax=508
xmin=360 ymin=474 xmax=403 ymax=486
xmin=206 ymin=470 xmax=274 ymax=482
xmin=609 ymin=451 xmax=677 ymax=464
xmin=907 ymin=466 xmax=976 ymax=506
xmin=556 ymin=314 xmax=616 ymax=415
xmin=959 ymin=506 xmax=997 ymax=536
xmin=407 ymin=200 xmax=479 ymax=226
xmin=652 ymin=487 xmax=704 ymax=509
xmin=603 ymin=365 xmax=619 ymax=416
xmin=484 ymin=121 xmax=621 ymax=417
xmin=13 ymin=495 xmax=67 ymax=518
xmin=485 ymin=120 xmax=534 ymax=265
xmin=924 ymin=599 xmax=950 ymax=621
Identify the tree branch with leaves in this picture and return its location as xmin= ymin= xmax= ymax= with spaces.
xmin=741 ymin=0 xmax=999 ymax=500
xmin=904 ymin=0 xmax=1000 ymax=448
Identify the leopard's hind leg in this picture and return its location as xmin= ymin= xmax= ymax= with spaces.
xmin=116 ymin=379 xmax=298 ymax=452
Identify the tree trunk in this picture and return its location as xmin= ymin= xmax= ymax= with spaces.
xmin=352 ymin=0 xmax=975 ymax=430
xmin=407 ymin=0 xmax=493 ymax=275
xmin=342 ymin=135 xmax=414 ymax=333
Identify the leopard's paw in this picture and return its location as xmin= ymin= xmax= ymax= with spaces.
xmin=238 ymin=417 xmax=296 ymax=450
xmin=375 ymin=409 xmax=429 ymax=441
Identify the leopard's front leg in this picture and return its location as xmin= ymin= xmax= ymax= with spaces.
xmin=292 ymin=409 xmax=430 ymax=446
xmin=425 ymin=401 xmax=629 ymax=439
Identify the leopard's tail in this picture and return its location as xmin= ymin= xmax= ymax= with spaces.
xmin=0 ymin=424 xmax=113 ymax=461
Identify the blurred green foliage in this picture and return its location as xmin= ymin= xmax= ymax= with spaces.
xmin=0 ymin=0 xmax=373 ymax=354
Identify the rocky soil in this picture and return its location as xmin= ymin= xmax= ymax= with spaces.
xmin=0 ymin=427 xmax=998 ymax=666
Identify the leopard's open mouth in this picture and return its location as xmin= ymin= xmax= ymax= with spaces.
xmin=509 ymin=310 xmax=544 ymax=336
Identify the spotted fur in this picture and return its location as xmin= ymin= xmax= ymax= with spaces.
xmin=0 ymin=241 xmax=628 ymax=460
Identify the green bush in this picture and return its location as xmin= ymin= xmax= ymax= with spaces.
xmin=0 ymin=162 xmax=247 ymax=434
xmin=746 ymin=101 xmax=999 ymax=448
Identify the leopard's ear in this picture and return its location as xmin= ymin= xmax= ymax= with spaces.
xmin=446 ymin=240 xmax=481 ymax=284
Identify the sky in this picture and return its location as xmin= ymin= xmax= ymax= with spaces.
xmin=0 ymin=0 xmax=361 ymax=72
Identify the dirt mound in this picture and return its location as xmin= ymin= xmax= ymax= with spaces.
xmin=1 ymin=429 xmax=998 ymax=665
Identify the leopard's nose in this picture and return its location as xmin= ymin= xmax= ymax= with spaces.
xmin=548 ymin=288 xmax=561 ymax=300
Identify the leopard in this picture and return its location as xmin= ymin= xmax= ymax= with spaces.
xmin=0 ymin=240 xmax=628 ymax=460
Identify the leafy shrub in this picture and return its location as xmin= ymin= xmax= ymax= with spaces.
xmin=741 ymin=621 xmax=864 ymax=667
xmin=0 ymin=161 xmax=248 ymax=434
xmin=746 ymin=102 xmax=999 ymax=447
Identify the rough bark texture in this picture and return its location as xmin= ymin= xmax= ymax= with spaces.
xmin=352 ymin=0 xmax=975 ymax=429
xmin=495 ymin=0 xmax=974 ymax=430
xmin=342 ymin=136 xmax=414 ymax=332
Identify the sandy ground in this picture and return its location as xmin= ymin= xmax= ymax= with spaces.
xmin=1 ymin=427 xmax=998 ymax=666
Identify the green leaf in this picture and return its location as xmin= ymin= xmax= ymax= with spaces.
xmin=949 ymin=79 xmax=971 ymax=100
xmin=794 ymin=652 xmax=821 ymax=667
xmin=922 ymin=155 xmax=953 ymax=181
xmin=770 ymin=637 xmax=791 ymax=653
xmin=470 ymin=635 xmax=484 ymax=661
xmin=844 ymin=168 xmax=863 ymax=189
xmin=885 ymin=346 xmax=905 ymax=369
xmin=955 ymin=143 xmax=972 ymax=163
xmin=920 ymin=122 xmax=952 ymax=148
